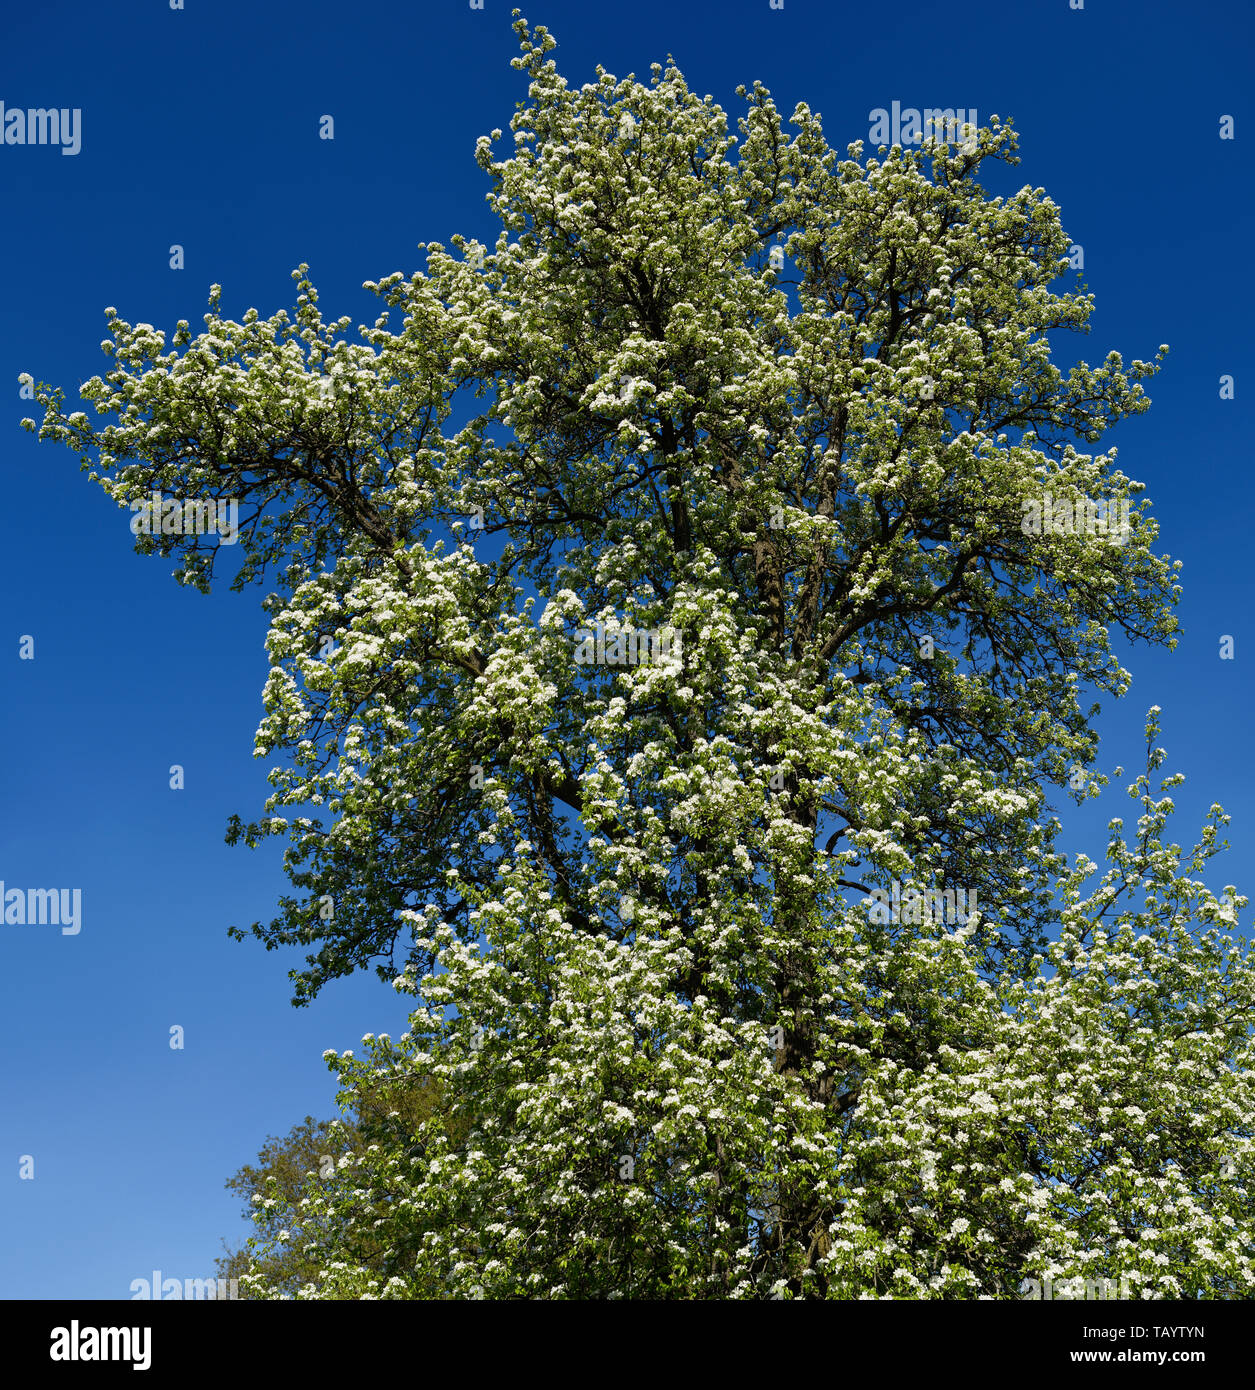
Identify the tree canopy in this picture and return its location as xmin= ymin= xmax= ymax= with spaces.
xmin=24 ymin=16 xmax=1252 ymax=1299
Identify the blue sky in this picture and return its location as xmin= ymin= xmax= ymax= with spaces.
xmin=1 ymin=0 xmax=1251 ymax=1299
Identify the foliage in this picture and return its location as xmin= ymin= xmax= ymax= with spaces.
xmin=24 ymin=16 xmax=1249 ymax=1298
xmin=216 ymin=1077 xmax=463 ymax=1299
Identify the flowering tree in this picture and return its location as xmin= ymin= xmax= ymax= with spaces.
xmin=23 ymin=17 xmax=1252 ymax=1298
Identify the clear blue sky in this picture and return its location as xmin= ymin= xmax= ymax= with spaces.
xmin=1 ymin=0 xmax=1251 ymax=1299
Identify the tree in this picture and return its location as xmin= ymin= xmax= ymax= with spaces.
xmin=23 ymin=16 xmax=1251 ymax=1298
xmin=238 ymin=721 xmax=1255 ymax=1300
xmin=217 ymin=1076 xmax=464 ymax=1299
xmin=217 ymin=1114 xmax=346 ymax=1299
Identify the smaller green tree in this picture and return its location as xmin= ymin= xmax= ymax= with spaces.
xmin=218 ymin=1074 xmax=463 ymax=1299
